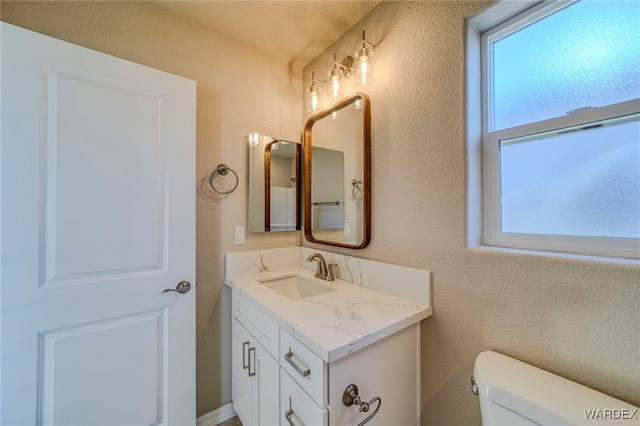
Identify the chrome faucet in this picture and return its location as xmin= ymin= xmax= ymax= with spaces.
xmin=307 ymin=253 xmax=337 ymax=281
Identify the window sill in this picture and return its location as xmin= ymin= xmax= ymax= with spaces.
xmin=466 ymin=243 xmax=640 ymax=269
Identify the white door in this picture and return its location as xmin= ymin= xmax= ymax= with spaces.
xmin=1 ymin=23 xmax=196 ymax=425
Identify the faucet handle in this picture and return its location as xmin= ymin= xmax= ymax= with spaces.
xmin=327 ymin=263 xmax=337 ymax=281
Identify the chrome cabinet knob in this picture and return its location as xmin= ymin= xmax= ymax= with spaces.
xmin=162 ymin=281 xmax=191 ymax=294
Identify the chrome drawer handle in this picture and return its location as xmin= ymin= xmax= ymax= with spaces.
xmin=285 ymin=408 xmax=296 ymax=426
xmin=242 ymin=341 xmax=250 ymax=370
xmin=248 ymin=347 xmax=256 ymax=377
xmin=285 ymin=348 xmax=310 ymax=378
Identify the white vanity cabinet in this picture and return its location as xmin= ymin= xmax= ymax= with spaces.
xmin=227 ymin=249 xmax=431 ymax=425
xmin=225 ymin=248 xmax=432 ymax=426
xmin=232 ymin=288 xmax=421 ymax=426
xmin=232 ymin=292 xmax=280 ymax=426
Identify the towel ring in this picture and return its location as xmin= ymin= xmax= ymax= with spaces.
xmin=207 ymin=164 xmax=239 ymax=195
xmin=352 ymin=179 xmax=364 ymax=201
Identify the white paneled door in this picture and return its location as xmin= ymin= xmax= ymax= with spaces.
xmin=1 ymin=23 xmax=196 ymax=425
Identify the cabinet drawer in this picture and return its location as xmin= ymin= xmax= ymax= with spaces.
xmin=280 ymin=329 xmax=327 ymax=406
xmin=234 ymin=292 xmax=279 ymax=358
xmin=281 ymin=368 xmax=327 ymax=426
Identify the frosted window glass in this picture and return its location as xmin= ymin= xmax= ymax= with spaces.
xmin=499 ymin=115 xmax=640 ymax=238
xmin=492 ymin=0 xmax=640 ymax=130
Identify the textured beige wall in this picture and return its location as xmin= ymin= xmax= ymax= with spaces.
xmin=1 ymin=1 xmax=302 ymax=416
xmin=303 ymin=2 xmax=640 ymax=425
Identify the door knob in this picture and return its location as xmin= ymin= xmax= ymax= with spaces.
xmin=162 ymin=281 xmax=191 ymax=294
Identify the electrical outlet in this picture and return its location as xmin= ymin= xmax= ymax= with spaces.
xmin=343 ymin=222 xmax=351 ymax=237
xmin=234 ymin=226 xmax=246 ymax=244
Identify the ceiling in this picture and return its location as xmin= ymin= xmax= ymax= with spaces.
xmin=147 ymin=1 xmax=380 ymax=68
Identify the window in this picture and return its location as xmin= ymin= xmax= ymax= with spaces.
xmin=481 ymin=0 xmax=640 ymax=259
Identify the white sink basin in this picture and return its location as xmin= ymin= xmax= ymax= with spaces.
xmin=257 ymin=274 xmax=336 ymax=300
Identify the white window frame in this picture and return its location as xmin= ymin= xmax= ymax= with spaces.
xmin=480 ymin=0 xmax=640 ymax=259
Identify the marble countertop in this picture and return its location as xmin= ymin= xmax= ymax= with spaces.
xmin=226 ymin=267 xmax=432 ymax=363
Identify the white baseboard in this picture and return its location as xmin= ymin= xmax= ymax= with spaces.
xmin=196 ymin=403 xmax=237 ymax=426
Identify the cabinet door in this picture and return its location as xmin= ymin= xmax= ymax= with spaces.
xmin=234 ymin=318 xmax=280 ymax=426
xmin=281 ymin=369 xmax=328 ymax=426
xmin=234 ymin=321 xmax=256 ymax=426
xmin=257 ymin=344 xmax=280 ymax=425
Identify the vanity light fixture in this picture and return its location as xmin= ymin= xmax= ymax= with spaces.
xmin=307 ymin=31 xmax=375 ymax=114
xmin=307 ymin=72 xmax=322 ymax=114
xmin=353 ymin=31 xmax=374 ymax=87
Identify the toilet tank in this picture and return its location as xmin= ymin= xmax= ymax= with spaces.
xmin=473 ymin=351 xmax=639 ymax=425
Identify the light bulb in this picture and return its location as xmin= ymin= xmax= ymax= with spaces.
xmin=307 ymin=72 xmax=322 ymax=113
xmin=307 ymin=87 xmax=320 ymax=113
xmin=354 ymin=32 xmax=374 ymax=87
xmin=359 ymin=55 xmax=369 ymax=74
xmin=330 ymin=78 xmax=340 ymax=99
xmin=327 ymin=67 xmax=343 ymax=101
xmin=248 ymin=133 xmax=260 ymax=147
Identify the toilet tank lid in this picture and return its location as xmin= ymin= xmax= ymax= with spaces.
xmin=473 ymin=351 xmax=639 ymax=425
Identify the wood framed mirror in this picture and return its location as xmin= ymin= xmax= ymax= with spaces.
xmin=247 ymin=134 xmax=301 ymax=233
xmin=303 ymin=93 xmax=371 ymax=249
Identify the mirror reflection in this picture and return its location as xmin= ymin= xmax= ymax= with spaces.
xmin=311 ymin=147 xmax=344 ymax=230
xmin=304 ymin=93 xmax=371 ymax=248
xmin=247 ymin=134 xmax=301 ymax=232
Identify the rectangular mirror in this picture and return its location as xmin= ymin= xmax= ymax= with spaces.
xmin=247 ymin=134 xmax=301 ymax=232
xmin=303 ymin=93 xmax=371 ymax=248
